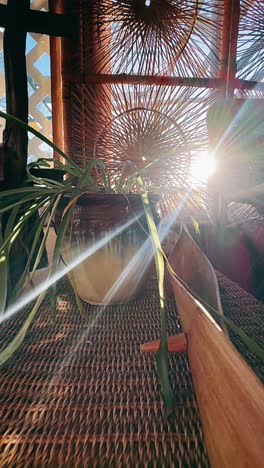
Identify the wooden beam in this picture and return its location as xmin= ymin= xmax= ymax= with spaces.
xmin=219 ymin=0 xmax=240 ymax=99
xmin=214 ymin=0 xmax=240 ymax=223
xmin=64 ymin=73 xmax=264 ymax=91
xmin=3 ymin=0 xmax=29 ymax=187
xmin=0 ymin=4 xmax=77 ymax=38
xmin=168 ymin=230 xmax=264 ymax=467
xmin=49 ymin=0 xmax=65 ymax=161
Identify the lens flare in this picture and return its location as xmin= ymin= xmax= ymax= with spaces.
xmin=189 ymin=152 xmax=217 ymax=186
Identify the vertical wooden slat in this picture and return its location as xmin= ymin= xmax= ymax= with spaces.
xmin=49 ymin=0 xmax=78 ymax=162
xmin=219 ymin=0 xmax=240 ymax=99
xmin=3 ymin=0 xmax=30 ymax=187
xmin=49 ymin=0 xmax=65 ymax=161
xmin=212 ymin=0 xmax=241 ymax=222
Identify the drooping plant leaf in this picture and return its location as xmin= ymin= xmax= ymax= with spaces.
xmin=12 ymin=206 xmax=50 ymax=303
xmin=0 ymin=288 xmax=47 ymax=366
xmin=135 ymin=168 xmax=175 ymax=412
xmin=48 ymin=191 xmax=82 ymax=321
xmin=0 ymin=110 xmax=80 ymax=173
xmin=0 ymin=194 xmax=61 ymax=254
xmin=0 ymin=223 xmax=8 ymax=315
xmin=29 ymin=195 xmax=62 ymax=281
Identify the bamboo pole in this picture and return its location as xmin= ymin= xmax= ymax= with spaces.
xmin=49 ymin=0 xmax=65 ymax=161
xmin=170 ymin=277 xmax=264 ymax=467
xmin=49 ymin=0 xmax=76 ymax=162
xmin=219 ymin=0 xmax=240 ymax=99
xmin=63 ymin=73 xmax=264 ymax=91
xmin=212 ymin=0 xmax=241 ymax=223
xmin=168 ymin=233 xmax=264 ymax=467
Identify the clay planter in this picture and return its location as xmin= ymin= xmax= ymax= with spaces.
xmin=167 ymin=229 xmax=264 ymax=467
xmin=56 ymin=193 xmax=159 ymax=305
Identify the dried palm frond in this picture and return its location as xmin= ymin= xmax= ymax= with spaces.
xmin=237 ymin=0 xmax=264 ymax=81
xmin=81 ymin=0 xmax=223 ymax=77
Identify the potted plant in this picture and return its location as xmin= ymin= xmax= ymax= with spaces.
xmin=0 ymin=119 xmax=164 ymax=304
xmin=0 ymin=110 xmax=263 ymax=418
xmin=0 ymin=110 xmax=178 ymax=408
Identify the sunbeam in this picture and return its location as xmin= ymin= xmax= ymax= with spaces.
xmin=1 ymin=212 xmax=145 ymax=324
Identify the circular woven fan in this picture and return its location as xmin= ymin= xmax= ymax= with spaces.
xmin=83 ymin=0 xmax=222 ymax=76
xmin=70 ymin=83 xmax=215 ymax=191
xmin=94 ymin=107 xmax=190 ymax=189
xmin=237 ymin=0 xmax=264 ymax=80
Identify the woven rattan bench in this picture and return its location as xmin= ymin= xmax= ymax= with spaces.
xmin=0 ymin=272 xmax=263 ymax=466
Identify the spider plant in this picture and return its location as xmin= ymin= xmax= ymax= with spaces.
xmin=0 ymin=110 xmax=179 ymax=409
xmin=1 ymin=111 xmax=262 ymax=411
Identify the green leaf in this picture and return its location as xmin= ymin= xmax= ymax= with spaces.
xmin=0 ymin=223 xmax=8 ymax=315
xmin=76 ymin=159 xmax=100 ymax=191
xmin=12 ymin=204 xmax=51 ymax=302
xmin=95 ymin=160 xmax=110 ymax=192
xmin=0 ymin=110 xmax=80 ymax=172
xmin=29 ymin=194 xmax=62 ymax=280
xmin=135 ymin=168 xmax=175 ymax=411
xmin=0 ymin=195 xmax=56 ymax=253
xmin=4 ymin=206 xmax=20 ymax=244
xmin=0 ymin=288 xmax=47 ymax=366
xmin=48 ymin=193 xmax=81 ymax=321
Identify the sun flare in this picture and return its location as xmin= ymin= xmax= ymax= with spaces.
xmin=189 ymin=152 xmax=217 ymax=185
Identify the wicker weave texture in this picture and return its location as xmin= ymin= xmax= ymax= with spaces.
xmin=0 ymin=272 xmax=263 ymax=466
xmin=0 ymin=279 xmax=208 ymax=467
xmin=216 ymin=271 xmax=264 ymax=382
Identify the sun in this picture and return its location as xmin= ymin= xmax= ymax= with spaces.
xmin=189 ymin=151 xmax=217 ymax=186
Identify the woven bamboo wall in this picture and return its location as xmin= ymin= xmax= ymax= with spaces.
xmin=57 ymin=0 xmax=263 ymax=196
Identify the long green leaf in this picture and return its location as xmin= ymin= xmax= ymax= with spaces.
xmin=30 ymin=156 xmax=78 ymax=169
xmin=0 ymin=110 xmax=81 ymax=172
xmin=0 ymin=186 xmax=63 ymax=197
xmin=0 ymin=288 xmax=47 ymax=366
xmin=96 ymin=160 xmax=112 ymax=192
xmin=29 ymin=194 xmax=62 ymax=280
xmin=4 ymin=206 xmax=20 ymax=245
xmin=0 ymin=222 xmax=8 ymax=315
xmin=0 ymin=192 xmax=59 ymax=215
xmin=12 ymin=204 xmax=51 ymax=301
xmin=27 ymin=158 xmax=81 ymax=177
xmin=135 ymin=170 xmax=175 ymax=412
xmin=76 ymin=159 xmax=101 ymax=191
xmin=49 ymin=193 xmax=81 ymax=321
xmin=0 ymin=196 xmax=56 ymax=253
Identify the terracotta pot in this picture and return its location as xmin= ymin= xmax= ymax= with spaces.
xmin=56 ymin=192 xmax=159 ymax=305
